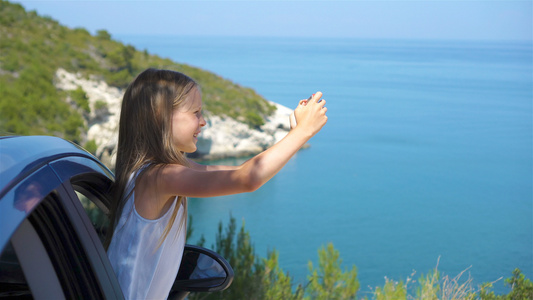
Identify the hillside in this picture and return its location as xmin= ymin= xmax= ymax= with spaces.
xmin=0 ymin=0 xmax=276 ymax=150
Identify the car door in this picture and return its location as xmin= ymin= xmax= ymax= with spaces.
xmin=0 ymin=155 xmax=123 ymax=299
xmin=49 ymin=156 xmax=124 ymax=299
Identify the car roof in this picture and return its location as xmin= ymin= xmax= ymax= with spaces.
xmin=0 ymin=135 xmax=107 ymax=199
xmin=0 ymin=135 xmax=114 ymax=250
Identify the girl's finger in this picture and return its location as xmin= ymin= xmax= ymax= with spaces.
xmin=310 ymin=92 xmax=323 ymax=103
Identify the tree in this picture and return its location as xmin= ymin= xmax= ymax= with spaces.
xmin=306 ymin=243 xmax=360 ymax=300
xmin=189 ymin=216 xmax=264 ymax=300
xmin=96 ymin=29 xmax=111 ymax=40
xmin=263 ymin=250 xmax=304 ymax=300
xmin=373 ymin=279 xmax=407 ymax=300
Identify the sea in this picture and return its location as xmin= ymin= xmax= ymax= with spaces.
xmin=117 ymin=35 xmax=532 ymax=295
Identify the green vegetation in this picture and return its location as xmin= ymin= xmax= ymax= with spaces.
xmin=0 ymin=0 xmax=276 ymax=143
xmin=307 ymin=243 xmax=359 ymax=300
xmin=478 ymin=269 xmax=533 ymax=300
xmin=69 ymin=86 xmax=90 ymax=113
xmin=189 ymin=215 xmax=533 ymax=300
xmin=83 ymin=139 xmax=98 ymax=155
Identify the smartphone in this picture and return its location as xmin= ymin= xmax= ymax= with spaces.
xmin=308 ymin=95 xmax=322 ymax=103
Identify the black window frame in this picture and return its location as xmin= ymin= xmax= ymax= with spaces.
xmin=29 ymin=187 xmax=105 ymax=299
xmin=48 ymin=157 xmax=123 ymax=299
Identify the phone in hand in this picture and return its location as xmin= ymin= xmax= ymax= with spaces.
xmin=290 ymin=94 xmax=323 ymax=128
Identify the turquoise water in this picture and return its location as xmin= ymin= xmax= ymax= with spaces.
xmin=119 ymin=36 xmax=532 ymax=294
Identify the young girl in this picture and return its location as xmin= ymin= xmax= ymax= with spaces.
xmin=106 ymin=68 xmax=327 ymax=299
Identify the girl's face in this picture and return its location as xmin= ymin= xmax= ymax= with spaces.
xmin=171 ymin=88 xmax=206 ymax=153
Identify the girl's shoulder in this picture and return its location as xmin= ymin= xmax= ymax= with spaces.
xmin=133 ymin=164 xmax=185 ymax=220
xmin=135 ymin=162 xmax=192 ymax=192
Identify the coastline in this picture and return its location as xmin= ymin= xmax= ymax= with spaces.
xmin=55 ymin=68 xmax=296 ymax=168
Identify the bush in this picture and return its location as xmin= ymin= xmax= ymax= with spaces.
xmin=96 ymin=29 xmax=111 ymax=40
xmin=70 ymin=86 xmax=90 ymax=113
xmin=307 ymin=243 xmax=360 ymax=300
xmin=83 ymin=139 xmax=98 ymax=155
xmin=478 ymin=268 xmax=533 ymax=300
xmin=245 ymin=111 xmax=265 ymax=128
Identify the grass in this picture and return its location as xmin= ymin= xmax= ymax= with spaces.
xmin=369 ymin=257 xmax=507 ymax=300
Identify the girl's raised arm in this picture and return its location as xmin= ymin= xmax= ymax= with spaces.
xmin=187 ymin=160 xmax=239 ymax=171
xmin=138 ymin=92 xmax=327 ymax=215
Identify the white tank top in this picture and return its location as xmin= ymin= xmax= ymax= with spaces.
xmin=107 ymin=171 xmax=187 ymax=300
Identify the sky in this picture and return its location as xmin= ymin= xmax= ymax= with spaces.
xmin=14 ymin=0 xmax=533 ymax=41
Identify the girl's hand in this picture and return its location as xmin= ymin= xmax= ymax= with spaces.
xmin=293 ymin=92 xmax=327 ymax=137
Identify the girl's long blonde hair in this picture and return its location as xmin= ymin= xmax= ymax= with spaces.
xmin=105 ymin=68 xmax=197 ymax=249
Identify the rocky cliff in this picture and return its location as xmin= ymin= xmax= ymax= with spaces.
xmin=55 ymin=68 xmax=294 ymax=168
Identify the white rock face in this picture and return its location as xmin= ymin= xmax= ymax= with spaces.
xmin=196 ymin=102 xmax=292 ymax=160
xmin=55 ymin=68 xmax=121 ymax=167
xmin=54 ymin=68 xmax=293 ymax=167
